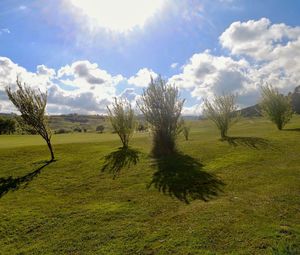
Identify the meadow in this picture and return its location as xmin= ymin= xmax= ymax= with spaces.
xmin=0 ymin=117 xmax=299 ymax=254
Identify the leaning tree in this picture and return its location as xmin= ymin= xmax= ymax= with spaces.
xmin=138 ymin=76 xmax=185 ymax=157
xmin=6 ymin=78 xmax=55 ymax=161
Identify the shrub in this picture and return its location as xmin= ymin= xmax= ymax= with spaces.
xmin=260 ymin=84 xmax=293 ymax=130
xmin=0 ymin=117 xmax=16 ymax=134
xmin=55 ymin=128 xmax=70 ymax=134
xmin=73 ymin=127 xmax=82 ymax=132
xmin=136 ymin=123 xmax=147 ymax=132
xmin=96 ymin=125 xmax=105 ymax=133
xmin=203 ymin=93 xmax=239 ymax=139
xmin=107 ymin=98 xmax=135 ymax=148
xmin=138 ymin=76 xmax=184 ymax=157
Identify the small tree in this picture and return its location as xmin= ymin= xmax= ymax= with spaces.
xmin=182 ymin=125 xmax=191 ymax=141
xmin=107 ymin=98 xmax=135 ymax=148
xmin=138 ymin=76 xmax=185 ymax=157
xmin=96 ymin=125 xmax=105 ymax=133
xmin=260 ymin=84 xmax=293 ymax=130
xmin=203 ymin=93 xmax=239 ymax=139
xmin=6 ymin=79 xmax=55 ymax=161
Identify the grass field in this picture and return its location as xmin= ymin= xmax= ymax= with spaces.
xmin=0 ymin=117 xmax=299 ymax=254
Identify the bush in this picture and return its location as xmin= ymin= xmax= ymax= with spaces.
xmin=138 ymin=76 xmax=184 ymax=157
xmin=55 ymin=128 xmax=70 ymax=134
xmin=107 ymin=98 xmax=135 ymax=148
xmin=136 ymin=123 xmax=147 ymax=132
xmin=96 ymin=125 xmax=105 ymax=133
xmin=203 ymin=93 xmax=239 ymax=138
xmin=260 ymin=84 xmax=293 ymax=130
xmin=73 ymin=127 xmax=82 ymax=133
xmin=0 ymin=117 xmax=16 ymax=134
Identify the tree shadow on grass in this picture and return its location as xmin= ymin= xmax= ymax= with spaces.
xmin=101 ymin=147 xmax=140 ymax=179
xmin=282 ymin=128 xmax=300 ymax=132
xmin=0 ymin=160 xmax=53 ymax=198
xmin=148 ymin=152 xmax=224 ymax=204
xmin=222 ymin=136 xmax=271 ymax=149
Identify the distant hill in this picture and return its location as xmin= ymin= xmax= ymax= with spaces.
xmin=2 ymin=86 xmax=300 ymax=130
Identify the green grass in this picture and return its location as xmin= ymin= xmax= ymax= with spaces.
xmin=0 ymin=117 xmax=299 ymax=254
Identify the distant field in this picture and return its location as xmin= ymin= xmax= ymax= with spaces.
xmin=0 ymin=117 xmax=299 ymax=254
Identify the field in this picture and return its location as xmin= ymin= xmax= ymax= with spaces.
xmin=0 ymin=117 xmax=299 ymax=254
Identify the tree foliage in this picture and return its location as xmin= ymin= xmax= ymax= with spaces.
xmin=203 ymin=93 xmax=239 ymax=138
xmin=6 ymin=79 xmax=55 ymax=161
xmin=96 ymin=125 xmax=105 ymax=133
xmin=138 ymin=76 xmax=185 ymax=157
xmin=0 ymin=117 xmax=16 ymax=134
xmin=107 ymin=98 xmax=135 ymax=148
xmin=260 ymin=84 xmax=293 ymax=130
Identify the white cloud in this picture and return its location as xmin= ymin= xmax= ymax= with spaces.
xmin=169 ymin=51 xmax=252 ymax=100
xmin=182 ymin=104 xmax=202 ymax=115
xmin=0 ymin=57 xmax=124 ymax=114
xmin=119 ymin=88 xmax=138 ymax=102
xmin=128 ymin=68 xmax=158 ymax=87
xmin=37 ymin=65 xmax=56 ymax=78
xmin=170 ymin=62 xmax=178 ymax=69
xmin=168 ymin=19 xmax=300 ymax=111
xmin=220 ymin=18 xmax=300 ymax=60
xmin=0 ymin=28 xmax=10 ymax=35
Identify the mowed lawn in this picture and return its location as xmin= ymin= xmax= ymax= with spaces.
xmin=0 ymin=117 xmax=299 ymax=254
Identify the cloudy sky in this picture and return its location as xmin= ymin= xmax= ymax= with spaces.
xmin=0 ymin=0 xmax=300 ymax=115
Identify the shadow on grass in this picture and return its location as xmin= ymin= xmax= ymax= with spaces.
xmin=282 ymin=128 xmax=300 ymax=132
xmin=149 ymin=152 xmax=224 ymax=204
xmin=222 ymin=136 xmax=271 ymax=149
xmin=101 ymin=147 xmax=140 ymax=178
xmin=0 ymin=160 xmax=53 ymax=198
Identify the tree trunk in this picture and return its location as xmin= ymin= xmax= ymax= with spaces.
xmin=46 ymin=139 xmax=55 ymax=161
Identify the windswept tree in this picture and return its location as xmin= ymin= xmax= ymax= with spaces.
xmin=203 ymin=93 xmax=239 ymax=139
xmin=260 ymin=84 xmax=293 ymax=130
xmin=6 ymin=79 xmax=55 ymax=161
xmin=107 ymin=98 xmax=135 ymax=148
xmin=138 ymin=76 xmax=185 ymax=157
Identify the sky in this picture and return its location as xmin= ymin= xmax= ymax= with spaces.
xmin=0 ymin=0 xmax=300 ymax=115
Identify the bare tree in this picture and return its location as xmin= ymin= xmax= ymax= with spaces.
xmin=203 ymin=93 xmax=239 ymax=139
xmin=107 ymin=98 xmax=135 ymax=148
xmin=260 ymin=84 xmax=293 ymax=130
xmin=6 ymin=79 xmax=55 ymax=161
xmin=138 ymin=76 xmax=185 ymax=157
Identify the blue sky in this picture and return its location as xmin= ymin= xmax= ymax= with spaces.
xmin=1 ymin=0 xmax=300 ymax=114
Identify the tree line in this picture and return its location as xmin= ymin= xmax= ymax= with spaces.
xmin=5 ymin=77 xmax=294 ymax=163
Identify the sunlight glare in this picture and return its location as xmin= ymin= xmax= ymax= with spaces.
xmin=69 ymin=0 xmax=166 ymax=32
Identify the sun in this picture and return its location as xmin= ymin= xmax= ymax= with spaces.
xmin=69 ymin=0 xmax=166 ymax=32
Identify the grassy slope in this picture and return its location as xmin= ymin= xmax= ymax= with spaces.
xmin=0 ymin=117 xmax=299 ymax=254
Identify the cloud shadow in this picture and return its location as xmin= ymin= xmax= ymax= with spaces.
xmin=0 ymin=161 xmax=52 ymax=198
xmin=149 ymin=152 xmax=224 ymax=204
xmin=101 ymin=147 xmax=140 ymax=178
